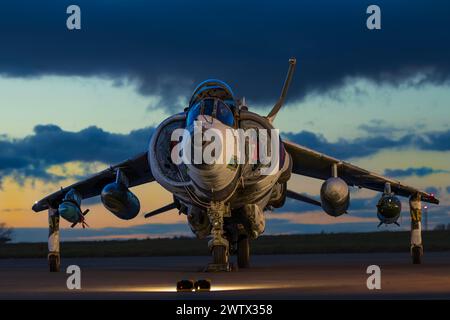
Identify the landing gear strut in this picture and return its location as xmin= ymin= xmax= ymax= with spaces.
xmin=48 ymin=207 xmax=61 ymax=272
xmin=237 ymin=236 xmax=250 ymax=268
xmin=212 ymin=245 xmax=228 ymax=265
xmin=206 ymin=202 xmax=231 ymax=272
xmin=409 ymin=194 xmax=423 ymax=264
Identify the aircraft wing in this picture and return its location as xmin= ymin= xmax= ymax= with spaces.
xmin=283 ymin=140 xmax=439 ymax=204
xmin=32 ymin=152 xmax=154 ymax=212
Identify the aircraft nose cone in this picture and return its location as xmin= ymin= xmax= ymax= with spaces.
xmin=186 ymin=162 xmax=239 ymax=200
xmin=183 ymin=118 xmax=239 ymax=197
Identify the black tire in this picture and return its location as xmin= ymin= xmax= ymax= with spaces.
xmin=412 ymin=246 xmax=422 ymax=264
xmin=49 ymin=255 xmax=60 ymax=272
xmin=237 ymin=237 xmax=250 ymax=268
xmin=212 ymin=245 xmax=227 ymax=265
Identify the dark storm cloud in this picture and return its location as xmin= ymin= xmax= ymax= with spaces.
xmin=358 ymin=120 xmax=425 ymax=136
xmin=0 ymin=124 xmax=154 ymax=183
xmin=384 ymin=167 xmax=448 ymax=178
xmin=284 ymin=129 xmax=450 ymax=159
xmin=0 ymin=1 xmax=449 ymax=110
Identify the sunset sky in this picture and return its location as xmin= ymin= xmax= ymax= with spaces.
xmin=1 ymin=0 xmax=449 ymax=242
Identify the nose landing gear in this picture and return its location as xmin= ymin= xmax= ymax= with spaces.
xmin=205 ymin=202 xmax=232 ymax=272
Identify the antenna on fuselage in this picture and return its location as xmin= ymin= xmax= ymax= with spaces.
xmin=266 ymin=58 xmax=297 ymax=123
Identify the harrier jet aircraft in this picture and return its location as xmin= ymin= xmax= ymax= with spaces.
xmin=32 ymin=58 xmax=439 ymax=272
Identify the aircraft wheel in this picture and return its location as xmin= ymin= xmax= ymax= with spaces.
xmin=48 ymin=254 xmax=60 ymax=272
xmin=412 ymin=246 xmax=423 ymax=264
xmin=237 ymin=237 xmax=250 ymax=268
xmin=212 ymin=245 xmax=227 ymax=265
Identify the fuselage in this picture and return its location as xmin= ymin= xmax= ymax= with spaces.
xmin=148 ymin=108 xmax=291 ymax=240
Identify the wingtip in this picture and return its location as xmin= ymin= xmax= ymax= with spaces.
xmin=32 ymin=201 xmax=48 ymax=213
xmin=428 ymin=195 xmax=440 ymax=205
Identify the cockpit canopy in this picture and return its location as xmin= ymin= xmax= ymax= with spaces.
xmin=186 ymin=98 xmax=235 ymax=127
xmin=189 ymin=79 xmax=235 ymax=108
xmin=186 ymin=79 xmax=236 ymax=127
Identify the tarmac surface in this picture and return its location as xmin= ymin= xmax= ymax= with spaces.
xmin=0 ymin=252 xmax=449 ymax=299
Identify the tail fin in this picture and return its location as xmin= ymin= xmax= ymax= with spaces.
xmin=267 ymin=58 xmax=297 ymax=122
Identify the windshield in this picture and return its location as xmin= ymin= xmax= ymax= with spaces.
xmin=186 ymin=98 xmax=235 ymax=127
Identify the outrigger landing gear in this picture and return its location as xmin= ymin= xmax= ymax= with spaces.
xmin=48 ymin=207 xmax=61 ymax=272
xmin=409 ymin=194 xmax=423 ymax=264
xmin=205 ymin=202 xmax=232 ymax=272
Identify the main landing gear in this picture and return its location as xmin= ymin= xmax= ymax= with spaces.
xmin=237 ymin=236 xmax=250 ymax=269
